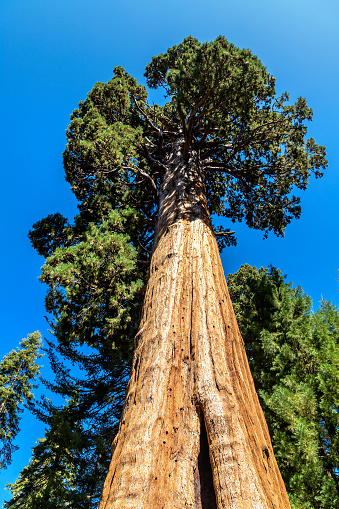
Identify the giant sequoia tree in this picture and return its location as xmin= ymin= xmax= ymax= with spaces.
xmin=25 ymin=36 xmax=327 ymax=508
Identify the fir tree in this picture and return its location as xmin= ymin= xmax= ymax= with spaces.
xmin=0 ymin=332 xmax=42 ymax=470
xmin=228 ymin=265 xmax=339 ymax=509
xmin=4 ymin=335 xmax=129 ymax=508
xmin=8 ymin=36 xmax=327 ymax=508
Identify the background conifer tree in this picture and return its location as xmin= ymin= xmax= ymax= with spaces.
xmin=0 ymin=332 xmax=42 ymax=470
xmin=228 ymin=265 xmax=339 ymax=509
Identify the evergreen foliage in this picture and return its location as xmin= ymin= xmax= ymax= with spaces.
xmin=40 ymin=208 xmax=144 ymax=355
xmin=4 ymin=332 xmax=130 ymax=508
xmin=5 ymin=37 xmax=328 ymax=506
xmin=0 ymin=332 xmax=42 ymax=470
xmin=228 ymin=265 xmax=339 ymax=509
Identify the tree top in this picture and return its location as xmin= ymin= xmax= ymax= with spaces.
xmin=35 ymin=36 xmax=327 ymax=254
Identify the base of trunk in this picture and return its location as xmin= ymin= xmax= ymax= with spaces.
xmin=97 ymin=218 xmax=290 ymax=509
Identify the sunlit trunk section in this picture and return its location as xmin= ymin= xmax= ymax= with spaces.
xmin=97 ymin=143 xmax=291 ymax=508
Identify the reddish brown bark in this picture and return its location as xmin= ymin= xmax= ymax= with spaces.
xmin=97 ymin=144 xmax=291 ymax=508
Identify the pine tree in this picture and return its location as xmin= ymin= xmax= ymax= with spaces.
xmin=228 ymin=265 xmax=339 ymax=509
xmin=4 ymin=336 xmax=129 ymax=508
xmin=9 ymin=36 xmax=327 ymax=507
xmin=0 ymin=332 xmax=42 ymax=469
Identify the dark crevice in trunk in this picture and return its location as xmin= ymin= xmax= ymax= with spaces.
xmin=194 ymin=409 xmax=218 ymax=509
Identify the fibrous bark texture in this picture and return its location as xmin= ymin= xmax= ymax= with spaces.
xmin=98 ymin=143 xmax=291 ymax=509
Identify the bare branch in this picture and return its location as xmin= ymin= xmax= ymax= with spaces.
xmin=132 ymin=96 xmax=161 ymax=135
xmin=124 ymin=165 xmax=159 ymax=203
xmin=176 ymin=102 xmax=186 ymax=127
xmin=205 ymin=164 xmax=251 ymax=191
xmin=183 ymin=91 xmax=216 ymax=160
xmin=204 ymin=161 xmax=234 ymax=172
xmin=197 ymin=93 xmax=232 ymax=121
xmin=214 ymin=231 xmax=235 ymax=236
xmin=142 ymin=146 xmax=167 ymax=176
xmin=198 ymin=121 xmax=212 ymax=149
xmin=201 ymin=141 xmax=234 ymax=160
xmin=158 ymin=114 xmax=179 ymax=131
xmin=145 ymin=136 xmax=157 ymax=149
xmin=137 ymin=260 xmax=151 ymax=265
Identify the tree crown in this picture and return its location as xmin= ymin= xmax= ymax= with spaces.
xmin=56 ymin=36 xmax=327 ymax=246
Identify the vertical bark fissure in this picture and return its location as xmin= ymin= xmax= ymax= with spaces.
xmin=192 ymin=222 xmax=263 ymax=508
xmin=194 ymin=407 xmax=218 ymax=509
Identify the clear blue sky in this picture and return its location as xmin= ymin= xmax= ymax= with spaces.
xmin=1 ymin=0 xmax=338 ymax=504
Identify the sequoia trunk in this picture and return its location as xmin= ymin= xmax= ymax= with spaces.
xmin=97 ymin=142 xmax=291 ymax=508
